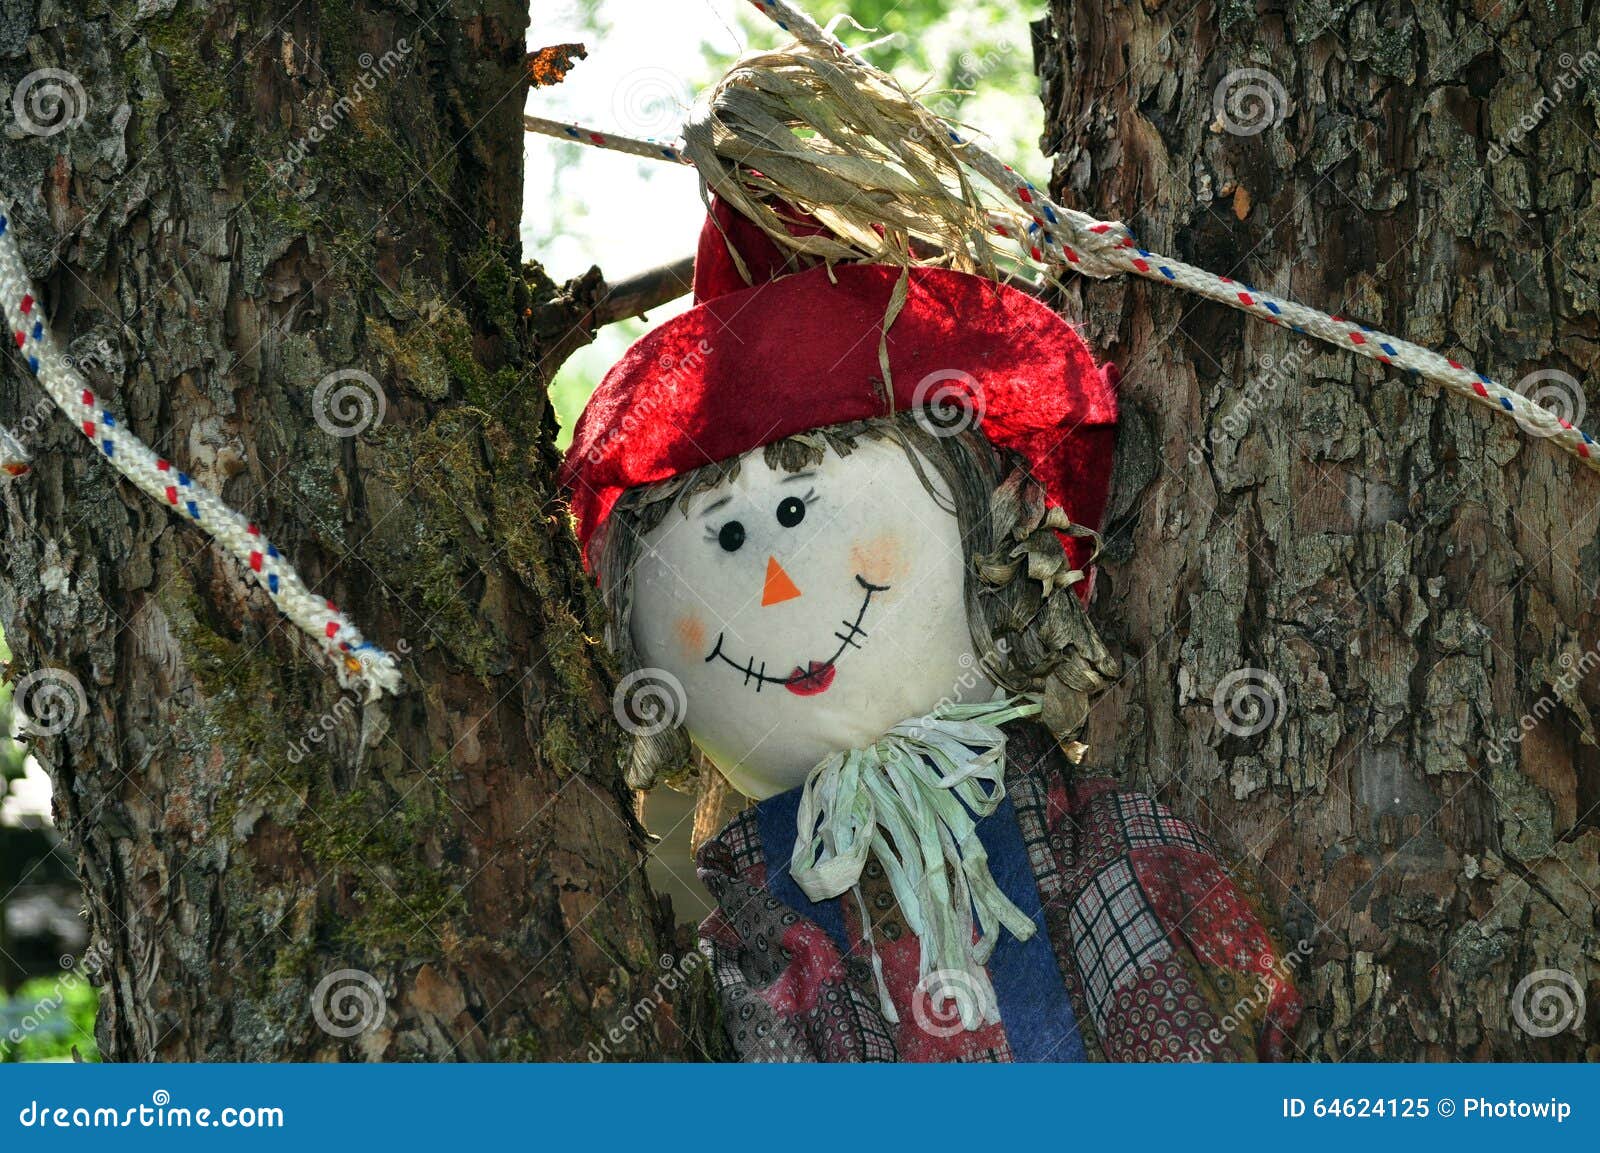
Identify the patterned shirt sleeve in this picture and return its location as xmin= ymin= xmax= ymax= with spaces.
xmin=695 ymin=812 xmax=899 ymax=1062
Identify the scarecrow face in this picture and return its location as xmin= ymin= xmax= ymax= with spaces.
xmin=629 ymin=436 xmax=994 ymax=799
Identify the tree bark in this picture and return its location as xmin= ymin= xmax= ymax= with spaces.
xmin=0 ymin=1 xmax=716 ymax=1060
xmin=1041 ymin=0 xmax=1598 ymax=1058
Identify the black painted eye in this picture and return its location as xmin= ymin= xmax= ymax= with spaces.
xmin=776 ymin=496 xmax=806 ymax=528
xmin=718 ymin=520 xmax=746 ymax=552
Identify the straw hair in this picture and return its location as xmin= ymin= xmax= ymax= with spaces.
xmin=681 ymin=43 xmax=1010 ymax=284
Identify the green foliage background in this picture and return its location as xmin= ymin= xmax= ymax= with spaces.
xmin=1 ymin=626 xmax=94 ymax=1061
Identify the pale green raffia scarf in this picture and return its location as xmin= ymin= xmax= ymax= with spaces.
xmin=789 ymin=694 xmax=1043 ymax=1032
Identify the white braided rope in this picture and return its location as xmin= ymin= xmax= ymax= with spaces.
xmin=0 ymin=209 xmax=403 ymax=700
xmin=528 ymin=3 xmax=1600 ymax=478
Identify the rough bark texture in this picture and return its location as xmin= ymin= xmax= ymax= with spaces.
xmin=0 ymin=1 xmax=718 ymax=1060
xmin=1041 ymin=0 xmax=1599 ymax=1058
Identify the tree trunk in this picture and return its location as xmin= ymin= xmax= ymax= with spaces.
xmin=1041 ymin=0 xmax=1598 ymax=1058
xmin=0 ymin=1 xmax=716 ymax=1060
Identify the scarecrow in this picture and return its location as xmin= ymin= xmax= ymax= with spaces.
xmin=559 ymin=187 xmax=1305 ymax=1062
xmin=6 ymin=0 xmax=1582 ymax=1064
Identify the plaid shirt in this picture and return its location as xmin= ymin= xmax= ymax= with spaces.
xmin=695 ymin=722 xmax=1304 ymax=1061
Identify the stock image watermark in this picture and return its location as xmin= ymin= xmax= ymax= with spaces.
xmin=584 ymin=340 xmax=710 ymax=464
xmin=612 ymin=667 xmax=688 ymax=737
xmin=584 ymin=951 xmax=705 ymax=1060
xmin=1182 ymin=937 xmax=1313 ymax=1061
xmin=612 ymin=66 xmax=690 ymax=136
xmin=912 ymin=369 xmax=985 ymax=438
xmin=10 ymin=667 xmax=88 ymax=738
xmin=1211 ymin=68 xmax=1289 ymax=137
xmin=9 ymin=68 xmax=88 ymax=138
xmin=0 ymin=945 xmax=107 ymax=1061
xmin=911 ymin=968 xmax=995 ymax=1039
xmin=1188 ymin=341 xmax=1314 ymax=463
xmin=312 ymin=369 xmax=387 ymax=438
xmin=1484 ymin=641 xmax=1600 ymax=765
xmin=16 ymin=1090 xmax=285 ymax=1130
xmin=1512 ymin=368 xmax=1585 ymax=439
xmin=1487 ymin=44 xmax=1600 ymax=163
xmin=1212 ymin=666 xmax=1285 ymax=738
xmin=1510 ymin=968 xmax=1585 ymax=1039
xmin=3 ymin=338 xmax=119 ymax=479
xmin=310 ymin=968 xmax=388 ymax=1039
xmin=274 ymin=40 xmax=414 ymax=176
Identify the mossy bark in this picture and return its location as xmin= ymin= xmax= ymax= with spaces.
xmin=1041 ymin=0 xmax=1598 ymax=1058
xmin=0 ymin=1 xmax=715 ymax=1060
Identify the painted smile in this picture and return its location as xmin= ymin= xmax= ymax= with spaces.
xmin=704 ymin=575 xmax=890 ymax=696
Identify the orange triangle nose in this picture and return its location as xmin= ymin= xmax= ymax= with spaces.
xmin=762 ymin=556 xmax=802 ymax=606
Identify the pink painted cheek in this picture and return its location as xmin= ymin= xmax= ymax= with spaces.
xmin=850 ymin=534 xmax=910 ymax=587
xmin=673 ymin=613 xmax=709 ymax=657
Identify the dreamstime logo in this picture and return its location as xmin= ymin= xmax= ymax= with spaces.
xmin=1188 ymin=341 xmax=1314 ymax=464
xmin=1486 ymin=641 xmax=1600 ymax=765
xmin=912 ymin=369 xmax=986 ymax=438
xmin=1511 ymin=969 xmax=1585 ymax=1039
xmin=612 ymin=668 xmax=687 ymax=738
xmin=611 ymin=67 xmax=689 ymax=136
xmin=584 ymin=951 xmax=705 ymax=1060
xmin=1512 ymin=369 xmax=1585 ymax=439
xmin=1486 ymin=44 xmax=1600 ymax=163
xmin=1182 ymin=937 xmax=1313 ymax=1060
xmin=1212 ymin=68 xmax=1288 ymax=137
xmin=10 ymin=69 xmax=88 ymax=137
xmin=310 ymin=968 xmax=387 ymax=1038
xmin=911 ymin=968 xmax=993 ymax=1037
xmin=0 ymin=944 xmax=109 ymax=1060
xmin=1212 ymin=666 xmax=1284 ymax=738
xmin=275 ymin=39 xmax=412 ymax=177
xmin=585 ymin=340 xmax=711 ymax=463
xmin=312 ymin=369 xmax=387 ymax=437
xmin=11 ymin=667 xmax=88 ymax=737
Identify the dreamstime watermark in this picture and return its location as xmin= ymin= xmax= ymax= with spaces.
xmin=287 ymin=694 xmax=359 ymax=765
xmin=1187 ymin=341 xmax=1314 ymax=464
xmin=1484 ymin=640 xmax=1600 ymax=765
xmin=1487 ymin=45 xmax=1600 ymax=164
xmin=9 ymin=68 xmax=88 ymax=137
xmin=1213 ymin=666 xmax=1285 ymax=738
xmin=1181 ymin=937 xmax=1313 ymax=1061
xmin=310 ymin=968 xmax=387 ymax=1038
xmin=906 ymin=641 xmax=1013 ymax=734
xmin=17 ymin=1091 xmax=284 ymax=1129
xmin=274 ymin=40 xmax=413 ymax=176
xmin=10 ymin=667 xmax=88 ymax=737
xmin=312 ymin=369 xmax=387 ymax=437
xmin=585 ymin=340 xmax=711 ymax=464
xmin=286 ymin=643 xmax=411 ymax=763
xmin=912 ymin=369 xmax=985 ymax=438
xmin=1512 ymin=369 xmax=1585 ymax=439
xmin=0 ymin=944 xmax=108 ymax=1061
xmin=611 ymin=67 xmax=690 ymax=136
xmin=1211 ymin=68 xmax=1289 ymax=137
xmin=612 ymin=667 xmax=687 ymax=738
xmin=585 ymin=951 xmax=705 ymax=1060
xmin=911 ymin=967 xmax=994 ymax=1038
xmin=1510 ymin=968 xmax=1585 ymax=1039
xmin=3 ymin=338 xmax=118 ymax=480
xmin=902 ymin=32 xmax=1022 ymax=147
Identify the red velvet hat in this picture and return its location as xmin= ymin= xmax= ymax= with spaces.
xmin=559 ymin=199 xmax=1118 ymax=577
